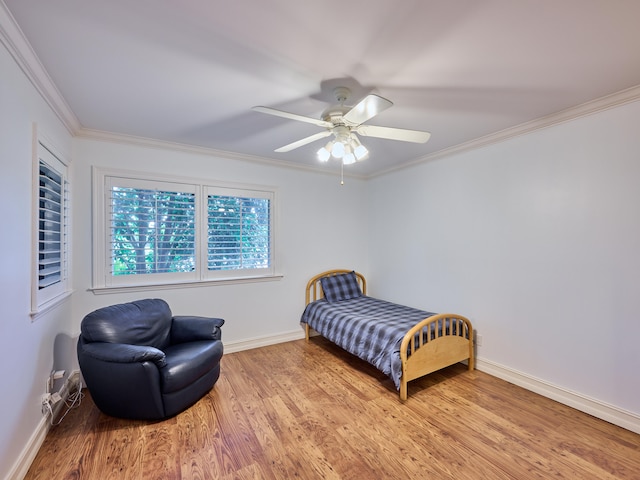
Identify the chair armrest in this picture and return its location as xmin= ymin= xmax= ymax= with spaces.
xmin=80 ymin=342 xmax=167 ymax=368
xmin=171 ymin=316 xmax=224 ymax=343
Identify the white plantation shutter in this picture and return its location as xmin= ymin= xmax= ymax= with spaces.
xmin=33 ymin=139 xmax=71 ymax=316
xmin=94 ymin=169 xmax=276 ymax=288
xmin=38 ymin=161 xmax=63 ymax=288
xmin=207 ymin=194 xmax=271 ymax=271
xmin=103 ymin=177 xmax=198 ymax=286
xmin=109 ymin=186 xmax=196 ymax=275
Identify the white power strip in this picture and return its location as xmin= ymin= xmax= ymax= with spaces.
xmin=42 ymin=369 xmax=83 ymax=422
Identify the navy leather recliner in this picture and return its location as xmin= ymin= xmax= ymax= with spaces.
xmin=77 ymin=298 xmax=224 ymax=420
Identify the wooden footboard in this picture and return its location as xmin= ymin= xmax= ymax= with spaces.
xmin=399 ymin=313 xmax=474 ymax=401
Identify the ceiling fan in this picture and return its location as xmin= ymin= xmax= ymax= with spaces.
xmin=252 ymin=87 xmax=431 ymax=164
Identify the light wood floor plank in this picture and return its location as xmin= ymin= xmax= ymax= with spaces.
xmin=440 ymin=371 xmax=640 ymax=478
xmin=25 ymin=337 xmax=640 ymax=479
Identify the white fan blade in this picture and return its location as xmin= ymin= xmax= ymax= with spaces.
xmin=253 ymin=106 xmax=333 ymax=128
xmin=343 ymin=94 xmax=393 ymax=126
xmin=355 ymin=124 xmax=431 ymax=143
xmin=275 ymin=131 xmax=331 ymax=152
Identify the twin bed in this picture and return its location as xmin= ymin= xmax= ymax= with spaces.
xmin=301 ymin=269 xmax=474 ymax=400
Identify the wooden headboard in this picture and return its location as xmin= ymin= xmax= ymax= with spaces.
xmin=305 ymin=269 xmax=367 ymax=306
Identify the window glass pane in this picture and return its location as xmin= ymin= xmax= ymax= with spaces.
xmin=110 ymin=187 xmax=196 ymax=275
xmin=208 ymin=195 xmax=270 ymax=271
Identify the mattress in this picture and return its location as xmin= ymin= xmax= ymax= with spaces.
xmin=300 ymin=295 xmax=436 ymax=389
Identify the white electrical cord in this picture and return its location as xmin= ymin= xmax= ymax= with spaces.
xmin=45 ymin=383 xmax=85 ymax=426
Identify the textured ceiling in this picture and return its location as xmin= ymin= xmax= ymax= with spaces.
xmin=5 ymin=0 xmax=640 ymax=176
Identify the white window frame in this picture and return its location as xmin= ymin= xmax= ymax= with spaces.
xmin=92 ymin=167 xmax=278 ymax=292
xmin=103 ymin=175 xmax=200 ymax=288
xmin=203 ymin=185 xmax=274 ymax=281
xmin=31 ymin=127 xmax=72 ymax=319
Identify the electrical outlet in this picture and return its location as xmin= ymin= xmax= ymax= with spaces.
xmin=47 ymin=370 xmax=56 ymax=392
xmin=476 ymin=334 xmax=483 ymax=346
xmin=42 ymin=394 xmax=51 ymax=416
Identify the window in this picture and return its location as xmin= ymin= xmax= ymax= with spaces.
xmin=93 ymin=168 xmax=276 ymax=290
xmin=32 ymin=137 xmax=71 ymax=316
xmin=206 ymin=189 xmax=271 ymax=273
xmin=109 ymin=181 xmax=197 ymax=280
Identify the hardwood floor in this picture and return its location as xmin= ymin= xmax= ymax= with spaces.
xmin=26 ymin=337 xmax=640 ymax=479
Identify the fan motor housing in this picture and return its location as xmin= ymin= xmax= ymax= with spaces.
xmin=322 ymin=107 xmax=349 ymax=125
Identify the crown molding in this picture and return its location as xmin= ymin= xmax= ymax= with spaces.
xmin=4 ymin=0 xmax=638 ymax=180
xmin=76 ymin=127 xmax=368 ymax=180
xmin=371 ymin=84 xmax=640 ymax=179
xmin=78 ymin=84 xmax=640 ymax=181
xmin=0 ymin=1 xmax=80 ymax=134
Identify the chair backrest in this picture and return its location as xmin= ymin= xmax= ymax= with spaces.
xmin=80 ymin=298 xmax=173 ymax=349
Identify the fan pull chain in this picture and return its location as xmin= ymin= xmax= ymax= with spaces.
xmin=340 ymin=161 xmax=344 ymax=185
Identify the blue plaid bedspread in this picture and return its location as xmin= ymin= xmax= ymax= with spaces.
xmin=300 ymin=295 xmax=436 ymax=390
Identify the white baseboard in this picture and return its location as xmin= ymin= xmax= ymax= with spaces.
xmin=8 ymin=370 xmax=82 ymax=480
xmin=223 ymin=329 xmax=305 ymax=354
xmin=7 ymin=415 xmax=50 ymax=480
xmin=226 ymin=334 xmax=640 ymax=434
xmin=476 ymin=357 xmax=640 ymax=435
xmin=11 ymin=335 xmax=299 ymax=479
xmin=13 ymin=342 xmax=637 ymax=480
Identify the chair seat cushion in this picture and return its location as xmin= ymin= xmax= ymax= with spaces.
xmin=161 ymin=340 xmax=224 ymax=394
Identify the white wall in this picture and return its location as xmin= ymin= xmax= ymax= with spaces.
xmin=368 ymin=100 xmax=640 ymax=422
xmin=71 ymin=137 xmax=369 ymax=349
xmin=2 ymin=27 xmax=369 ymax=479
xmin=0 ymin=41 xmax=74 ymax=479
xmin=4 ymin=10 xmax=639 ymax=475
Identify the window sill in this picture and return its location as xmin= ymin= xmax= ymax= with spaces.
xmin=30 ymin=290 xmax=73 ymax=322
xmin=89 ymin=274 xmax=284 ymax=295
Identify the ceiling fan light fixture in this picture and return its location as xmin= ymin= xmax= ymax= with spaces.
xmin=350 ymin=135 xmax=369 ymax=161
xmin=317 ymin=145 xmax=331 ymax=162
xmin=254 ymin=86 xmax=430 ymax=167
xmin=342 ymin=144 xmax=356 ymax=165
xmin=331 ymin=141 xmax=345 ymax=159
xmin=343 ymin=152 xmax=356 ymax=165
xmin=354 ymin=144 xmax=369 ymax=161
